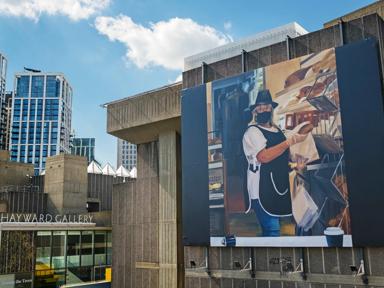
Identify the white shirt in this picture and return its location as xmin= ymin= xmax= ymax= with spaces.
xmin=242 ymin=124 xmax=279 ymax=200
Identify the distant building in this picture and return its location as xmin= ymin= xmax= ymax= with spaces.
xmin=71 ymin=137 xmax=95 ymax=163
xmin=117 ymin=138 xmax=136 ymax=171
xmin=9 ymin=71 xmax=72 ymax=175
xmin=3 ymin=91 xmax=12 ymax=151
xmin=0 ymin=53 xmax=7 ymax=150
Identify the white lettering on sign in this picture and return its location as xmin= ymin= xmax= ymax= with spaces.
xmin=0 ymin=213 xmax=95 ymax=224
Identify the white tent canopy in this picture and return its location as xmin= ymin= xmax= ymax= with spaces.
xmin=129 ymin=167 xmax=137 ymax=178
xmin=87 ymin=161 xmax=103 ymax=174
xmin=116 ymin=165 xmax=130 ymax=177
xmin=102 ymin=163 xmax=116 ymax=176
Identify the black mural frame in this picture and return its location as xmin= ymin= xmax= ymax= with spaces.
xmin=181 ymin=85 xmax=210 ymax=246
xmin=336 ymin=38 xmax=384 ymax=247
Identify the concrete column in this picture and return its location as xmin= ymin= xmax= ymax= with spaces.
xmin=158 ymin=131 xmax=182 ymax=288
xmin=45 ymin=154 xmax=87 ymax=215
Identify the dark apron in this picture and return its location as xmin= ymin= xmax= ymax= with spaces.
xmin=251 ymin=125 xmax=292 ymax=216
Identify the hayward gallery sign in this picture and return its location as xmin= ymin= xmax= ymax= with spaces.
xmin=0 ymin=213 xmax=94 ymax=224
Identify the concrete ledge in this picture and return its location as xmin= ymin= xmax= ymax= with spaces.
xmin=110 ymin=117 xmax=180 ymax=144
xmin=136 ymin=262 xmax=160 ymax=269
xmin=106 ymin=83 xmax=181 ymax=143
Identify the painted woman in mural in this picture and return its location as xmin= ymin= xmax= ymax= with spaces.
xmin=242 ymin=89 xmax=307 ymax=236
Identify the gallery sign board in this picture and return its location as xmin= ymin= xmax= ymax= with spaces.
xmin=181 ymin=39 xmax=384 ymax=247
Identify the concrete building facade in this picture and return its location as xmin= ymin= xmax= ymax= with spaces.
xmin=0 ymin=152 xmax=118 ymax=287
xmin=44 ymin=154 xmax=88 ymax=215
xmin=106 ymin=5 xmax=384 ymax=288
xmin=106 ymin=83 xmax=182 ymax=288
xmin=0 ymin=150 xmax=34 ymax=187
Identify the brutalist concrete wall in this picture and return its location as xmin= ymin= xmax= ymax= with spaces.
xmin=0 ymin=186 xmax=46 ymax=214
xmin=182 ymin=14 xmax=384 ymax=288
xmin=106 ymin=83 xmax=181 ymax=144
xmin=183 ymin=14 xmax=384 ymax=89
xmin=45 ymin=154 xmax=88 ymax=215
xmin=112 ymin=142 xmax=159 ymax=288
xmin=31 ymin=175 xmax=45 ymax=192
xmin=324 ymin=1 xmax=384 ymax=28
xmin=0 ymin=150 xmax=34 ymax=187
xmin=88 ymin=174 xmax=126 ymax=211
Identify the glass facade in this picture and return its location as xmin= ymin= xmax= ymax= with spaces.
xmin=71 ymin=138 xmax=96 ymax=163
xmin=0 ymin=229 xmax=111 ymax=287
xmin=0 ymin=53 xmax=7 ymax=150
xmin=117 ymin=139 xmax=137 ymax=171
xmin=34 ymin=229 xmax=111 ymax=287
xmin=67 ymin=231 xmax=81 ymax=268
xmin=9 ymin=73 xmax=72 ymax=175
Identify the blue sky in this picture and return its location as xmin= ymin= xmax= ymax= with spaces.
xmin=0 ymin=0 xmax=374 ymax=166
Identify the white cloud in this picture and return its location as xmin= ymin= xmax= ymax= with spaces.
xmin=94 ymin=15 xmax=232 ymax=70
xmin=0 ymin=0 xmax=110 ymax=21
xmin=174 ymin=74 xmax=182 ymax=83
xmin=224 ymin=21 xmax=232 ymax=31
xmin=168 ymin=74 xmax=182 ymax=84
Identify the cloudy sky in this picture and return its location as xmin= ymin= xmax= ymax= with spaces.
xmin=0 ymin=0 xmax=373 ymax=166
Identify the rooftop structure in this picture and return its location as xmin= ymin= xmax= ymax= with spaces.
xmin=184 ymin=22 xmax=308 ymax=71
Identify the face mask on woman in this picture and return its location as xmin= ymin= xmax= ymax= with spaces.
xmin=256 ymin=111 xmax=272 ymax=124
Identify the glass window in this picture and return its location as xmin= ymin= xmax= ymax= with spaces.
xmin=36 ymin=231 xmax=52 ymax=270
xmin=34 ymin=269 xmax=66 ymax=288
xmin=46 ymin=76 xmax=60 ymax=98
xmin=66 ymin=267 xmax=93 ymax=284
xmin=106 ymin=231 xmax=112 ymax=265
xmin=67 ymin=231 xmax=81 ymax=268
xmin=28 ymin=146 xmax=33 ymax=157
xmin=13 ymin=107 xmax=21 ymax=116
xmin=52 ymin=231 xmax=66 ymax=269
xmin=16 ymin=76 xmax=30 ymax=98
xmin=94 ymin=231 xmax=106 ymax=266
xmin=31 ymin=76 xmax=44 ymax=98
xmin=81 ymin=231 xmax=93 ymax=266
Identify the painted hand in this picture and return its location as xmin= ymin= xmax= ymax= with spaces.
xmin=287 ymin=133 xmax=308 ymax=146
